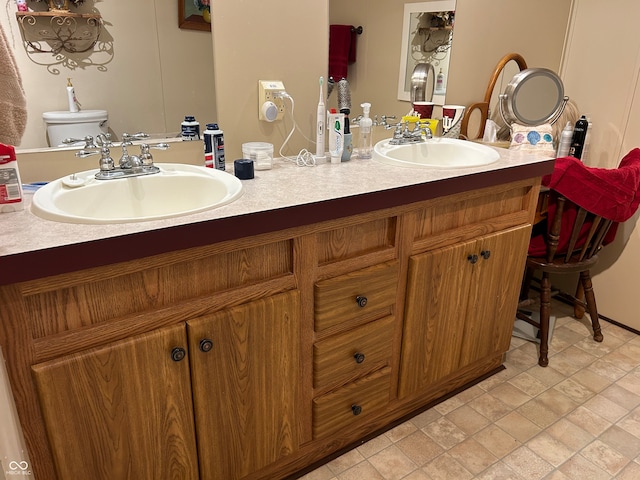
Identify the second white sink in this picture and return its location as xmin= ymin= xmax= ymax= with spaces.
xmin=373 ymin=138 xmax=500 ymax=168
xmin=31 ymin=163 xmax=244 ymax=224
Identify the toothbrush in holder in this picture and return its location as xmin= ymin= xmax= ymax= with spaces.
xmin=315 ymin=76 xmax=326 ymax=161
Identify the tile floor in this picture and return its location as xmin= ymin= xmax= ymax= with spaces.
xmin=301 ymin=300 xmax=640 ymax=480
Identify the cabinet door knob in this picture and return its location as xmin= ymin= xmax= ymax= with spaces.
xmin=199 ymin=338 xmax=214 ymax=353
xmin=355 ymin=295 xmax=368 ymax=308
xmin=354 ymin=352 xmax=366 ymax=364
xmin=351 ymin=404 xmax=362 ymax=416
xmin=170 ymin=347 xmax=186 ymax=362
xmin=481 ymin=250 xmax=491 ymax=260
xmin=467 ymin=254 xmax=478 ymax=264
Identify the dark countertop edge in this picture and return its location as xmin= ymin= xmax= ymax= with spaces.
xmin=1 ymin=160 xmax=554 ymax=285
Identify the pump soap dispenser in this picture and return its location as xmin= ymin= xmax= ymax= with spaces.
xmin=358 ymin=103 xmax=373 ymax=159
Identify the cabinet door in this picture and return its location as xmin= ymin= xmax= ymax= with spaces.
xmin=458 ymin=226 xmax=530 ymax=367
xmin=188 ymin=291 xmax=301 ymax=480
xmin=32 ymin=324 xmax=198 ymax=480
xmin=398 ymin=226 xmax=530 ymax=398
xmin=399 ymin=239 xmax=475 ymax=397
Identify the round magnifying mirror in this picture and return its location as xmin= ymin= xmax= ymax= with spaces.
xmin=500 ymin=68 xmax=566 ymax=126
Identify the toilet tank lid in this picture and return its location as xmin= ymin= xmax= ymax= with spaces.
xmin=42 ymin=110 xmax=108 ymax=123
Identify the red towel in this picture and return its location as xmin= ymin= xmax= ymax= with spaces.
xmin=529 ymin=149 xmax=640 ymax=256
xmin=329 ymin=25 xmax=357 ymax=81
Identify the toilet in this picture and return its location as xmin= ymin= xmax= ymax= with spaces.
xmin=42 ymin=110 xmax=109 ymax=147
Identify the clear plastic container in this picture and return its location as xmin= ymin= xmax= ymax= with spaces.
xmin=242 ymin=142 xmax=273 ymax=170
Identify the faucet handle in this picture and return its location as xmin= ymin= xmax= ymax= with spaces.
xmin=75 ymin=149 xmax=100 ymax=158
xmin=99 ymin=147 xmax=115 ymax=172
xmin=122 ymin=132 xmax=150 ymax=145
xmin=149 ymin=143 xmax=170 ymax=150
xmin=380 ymin=115 xmax=397 ymax=126
xmin=96 ymin=133 xmax=113 ymax=147
xmin=139 ymin=144 xmax=154 ymax=167
xmin=63 ymin=136 xmax=96 ymax=148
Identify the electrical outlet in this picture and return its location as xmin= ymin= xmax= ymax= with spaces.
xmin=258 ymin=80 xmax=286 ymax=121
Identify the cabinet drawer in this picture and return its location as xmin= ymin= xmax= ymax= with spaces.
xmin=314 ymin=261 xmax=398 ymax=331
xmin=314 ymin=315 xmax=395 ymax=389
xmin=312 ymin=367 xmax=391 ymax=439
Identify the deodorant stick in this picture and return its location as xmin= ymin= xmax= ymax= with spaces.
xmin=0 ymin=143 xmax=24 ymax=213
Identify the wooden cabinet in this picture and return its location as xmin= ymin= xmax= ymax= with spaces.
xmin=312 ymin=366 xmax=392 ymax=439
xmin=1 ymin=177 xmax=542 ymax=480
xmin=188 ymin=291 xmax=301 ymax=480
xmin=313 ymin=315 xmax=395 ymax=390
xmin=314 ymin=261 xmax=399 ymax=332
xmin=398 ymin=226 xmax=530 ymax=398
xmin=32 ymin=291 xmax=301 ymax=480
xmin=32 ymin=324 xmax=199 ymax=480
xmin=312 ymin=262 xmax=399 ymax=439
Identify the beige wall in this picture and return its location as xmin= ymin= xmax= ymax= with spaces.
xmin=560 ymin=0 xmax=640 ymax=330
xmin=1 ymin=0 xmax=216 ymax=149
xmin=211 ymin=0 xmax=328 ymax=161
xmin=448 ymin=0 xmax=571 ymax=106
xmin=327 ymin=0 xmax=572 ymax=126
xmin=214 ymin=0 xmax=572 ymax=161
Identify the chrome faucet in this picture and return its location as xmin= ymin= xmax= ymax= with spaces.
xmin=387 ymin=120 xmax=433 ymax=145
xmin=75 ymin=135 xmax=169 ymax=180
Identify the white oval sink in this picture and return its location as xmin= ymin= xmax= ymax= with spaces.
xmin=373 ymin=138 xmax=500 ymax=168
xmin=31 ymin=163 xmax=244 ymax=224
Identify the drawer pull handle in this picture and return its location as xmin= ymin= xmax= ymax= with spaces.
xmin=481 ymin=250 xmax=491 ymax=260
xmin=355 ymin=295 xmax=368 ymax=308
xmin=351 ymin=404 xmax=362 ymax=416
xmin=467 ymin=254 xmax=478 ymax=264
xmin=354 ymin=353 xmax=366 ymax=364
xmin=199 ymin=338 xmax=214 ymax=353
xmin=170 ymin=347 xmax=186 ymax=362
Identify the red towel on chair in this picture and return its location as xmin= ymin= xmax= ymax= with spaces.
xmin=329 ymin=25 xmax=357 ymax=80
xmin=544 ymin=149 xmax=640 ymax=222
xmin=529 ymin=149 xmax=640 ymax=256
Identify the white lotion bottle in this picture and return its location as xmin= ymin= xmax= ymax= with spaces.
xmin=66 ymin=78 xmax=80 ymax=113
xmin=358 ymin=102 xmax=373 ymax=159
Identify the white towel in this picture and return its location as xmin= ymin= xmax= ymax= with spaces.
xmin=0 ymin=23 xmax=27 ymax=146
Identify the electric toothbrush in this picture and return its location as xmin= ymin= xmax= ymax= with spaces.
xmin=315 ymin=76 xmax=326 ymax=161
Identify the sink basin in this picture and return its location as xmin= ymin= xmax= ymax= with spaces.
xmin=31 ymin=163 xmax=244 ymax=224
xmin=373 ymin=138 xmax=500 ymax=168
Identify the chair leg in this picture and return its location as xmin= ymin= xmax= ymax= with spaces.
xmin=574 ymin=280 xmax=585 ymax=319
xmin=580 ymin=270 xmax=604 ymax=342
xmin=538 ymin=272 xmax=551 ymax=367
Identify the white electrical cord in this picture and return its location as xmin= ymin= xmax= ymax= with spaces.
xmin=274 ymin=92 xmax=317 ymax=167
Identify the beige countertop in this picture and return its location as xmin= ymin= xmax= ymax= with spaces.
xmin=0 ymin=145 xmax=554 ymax=284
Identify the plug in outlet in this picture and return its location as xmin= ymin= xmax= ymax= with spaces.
xmin=258 ymin=80 xmax=286 ymax=121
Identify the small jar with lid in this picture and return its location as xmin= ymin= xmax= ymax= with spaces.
xmin=242 ymin=142 xmax=274 ymax=170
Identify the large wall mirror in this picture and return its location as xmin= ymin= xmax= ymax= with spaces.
xmin=328 ymin=0 xmax=456 ymax=119
xmin=397 ymin=1 xmax=455 ymax=105
xmin=0 ymin=1 xmax=215 ymax=151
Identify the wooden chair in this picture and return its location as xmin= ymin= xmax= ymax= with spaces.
xmin=517 ymin=191 xmax=612 ymax=367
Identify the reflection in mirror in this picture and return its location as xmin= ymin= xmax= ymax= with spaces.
xmin=397 ymin=1 xmax=456 ymax=105
xmin=461 ymin=53 xmax=528 ymax=140
xmin=0 ymin=2 xmax=215 ymax=151
xmin=499 ymin=68 xmax=567 ymax=126
xmin=410 ymin=62 xmax=434 ymax=104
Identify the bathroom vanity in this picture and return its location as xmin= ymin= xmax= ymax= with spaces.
xmin=0 ymin=148 xmax=552 ymax=479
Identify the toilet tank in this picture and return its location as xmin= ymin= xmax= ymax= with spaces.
xmin=42 ymin=110 xmax=108 ymax=147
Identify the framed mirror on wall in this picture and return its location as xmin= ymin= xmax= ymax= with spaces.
xmin=179 ymin=0 xmax=211 ymax=31
xmin=397 ymin=0 xmax=456 ymax=105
